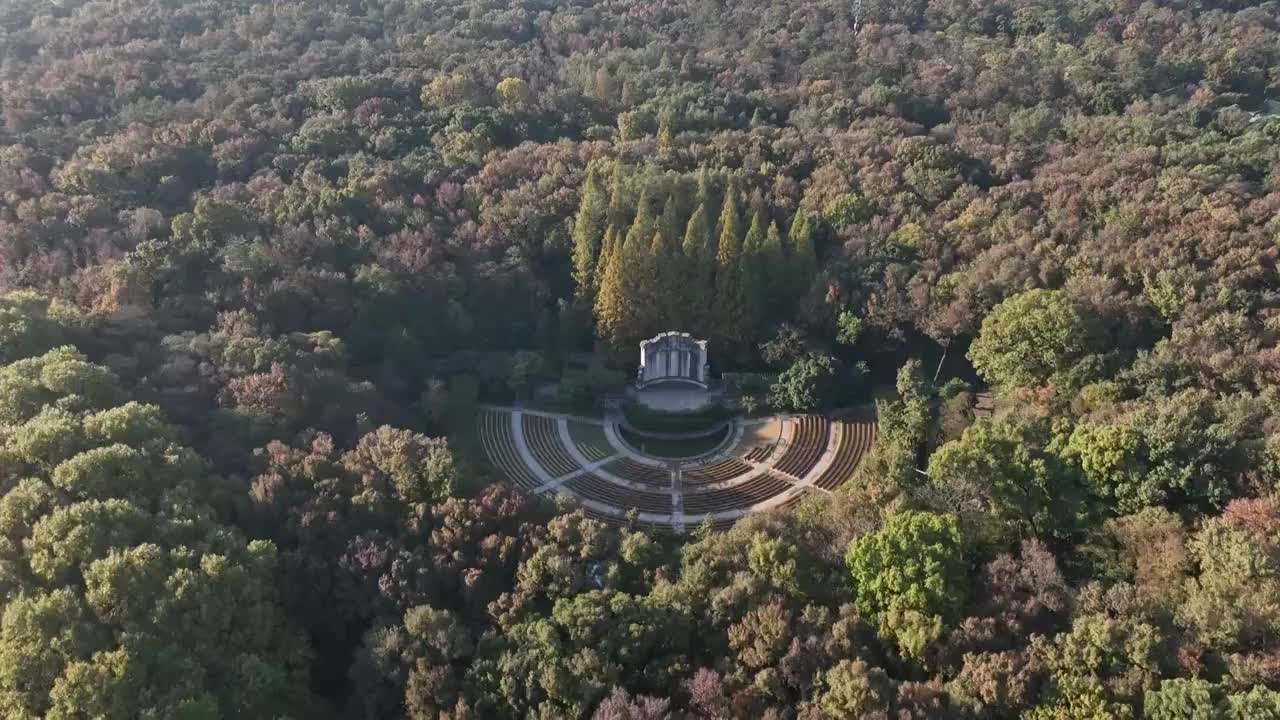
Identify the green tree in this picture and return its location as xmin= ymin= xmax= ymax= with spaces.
xmin=0 ymin=349 xmax=315 ymax=718
xmin=1144 ymin=678 xmax=1219 ymax=720
xmin=928 ymin=418 xmax=1085 ymax=543
xmin=845 ymin=510 xmax=967 ymax=659
xmin=0 ymin=292 xmax=80 ymax=366
xmin=815 ymin=659 xmax=894 ymax=719
xmin=853 ymin=361 xmax=935 ymax=491
xmin=968 ymin=289 xmax=1101 ymax=388
xmin=1066 ymin=422 xmax=1151 ymax=513
xmin=769 ymin=352 xmax=840 ymax=412
xmin=1177 ymin=498 xmax=1280 ymax=653
xmin=1067 ymin=391 xmax=1250 ymax=513
xmin=836 ymin=310 xmax=863 ymax=346
xmin=345 ymin=425 xmax=458 ymax=505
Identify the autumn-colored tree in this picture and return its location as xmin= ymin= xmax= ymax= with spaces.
xmin=968 ymin=289 xmax=1102 ymax=388
xmin=657 ymin=112 xmax=675 ymax=158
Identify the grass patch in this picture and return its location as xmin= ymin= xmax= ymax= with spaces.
xmin=619 ymin=425 xmax=729 ymax=459
xmin=621 ymin=402 xmax=731 ymax=434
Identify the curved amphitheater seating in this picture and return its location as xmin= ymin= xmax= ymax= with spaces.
xmin=777 ymin=488 xmax=812 ymax=510
xmin=478 ymin=409 xmax=540 ymax=491
xmin=479 ymin=407 xmax=878 ymax=533
xmin=813 ymin=418 xmax=878 ymax=490
xmin=683 ymin=472 xmax=793 ymax=515
xmin=603 ymin=457 xmax=670 ymax=487
xmin=565 ymin=475 xmax=671 ymax=514
xmin=569 ymin=422 xmax=612 ymax=462
xmin=684 ymin=457 xmax=752 ymax=486
xmin=522 ymin=415 xmax=580 ymax=477
xmin=773 ymin=416 xmax=830 ymax=478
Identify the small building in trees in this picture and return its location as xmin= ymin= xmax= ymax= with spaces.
xmin=637 ymin=332 xmax=708 ymax=388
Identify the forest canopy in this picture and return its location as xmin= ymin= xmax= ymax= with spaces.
xmin=1 ymin=0 xmax=1280 ymax=717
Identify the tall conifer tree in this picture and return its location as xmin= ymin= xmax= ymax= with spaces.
xmin=625 ymin=185 xmax=656 ymax=250
xmin=740 ymin=208 xmax=768 ymax=340
xmin=648 ymin=230 xmax=673 ymax=331
xmin=762 ymin=219 xmax=787 ymax=324
xmin=659 ymin=194 xmax=681 ymax=255
xmin=596 ymin=224 xmax=619 ymax=286
xmin=657 ymin=112 xmax=675 ymax=158
xmin=789 ymin=209 xmax=818 ymax=305
xmin=681 ymin=202 xmax=713 ymax=334
xmin=571 ymin=163 xmax=608 ymax=299
xmin=595 ymin=226 xmax=643 ymax=352
xmin=714 ymin=179 xmax=745 ymax=349
xmin=607 ymin=161 xmax=627 ymax=227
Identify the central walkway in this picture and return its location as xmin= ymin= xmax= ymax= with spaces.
xmin=478 ymin=405 xmax=879 ymax=533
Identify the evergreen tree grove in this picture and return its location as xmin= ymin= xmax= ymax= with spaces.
xmin=576 ymin=166 xmax=818 ymax=352
xmin=594 ymin=227 xmax=641 ymax=352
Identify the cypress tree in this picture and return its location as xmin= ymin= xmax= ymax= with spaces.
xmin=682 ymin=203 xmax=712 ymax=260
xmin=659 ymin=193 xmax=681 ymax=254
xmin=696 ymin=165 xmax=716 ymax=204
xmin=595 ymin=225 xmax=642 ymax=352
xmin=762 ymin=219 xmax=787 ymax=322
xmin=714 ymin=179 xmax=745 ymax=349
xmin=681 ymin=202 xmax=713 ymax=334
xmin=743 ymin=206 xmax=765 ymax=254
xmin=657 ymin=112 xmax=675 ymax=158
xmin=607 ymin=161 xmax=627 ymax=227
xmin=789 ymin=209 xmax=818 ymax=304
xmin=695 ymin=166 xmax=715 ymax=222
xmin=648 ymin=230 xmax=673 ymax=331
xmin=740 ymin=208 xmax=768 ymax=339
xmin=715 ymin=178 xmax=743 ymax=266
xmin=596 ymin=224 xmax=619 ymax=285
xmin=571 ymin=163 xmax=608 ymax=299
xmin=625 ymin=185 xmax=656 ymax=250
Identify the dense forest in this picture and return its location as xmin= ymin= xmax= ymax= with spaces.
xmin=2 ymin=0 xmax=1280 ymax=717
